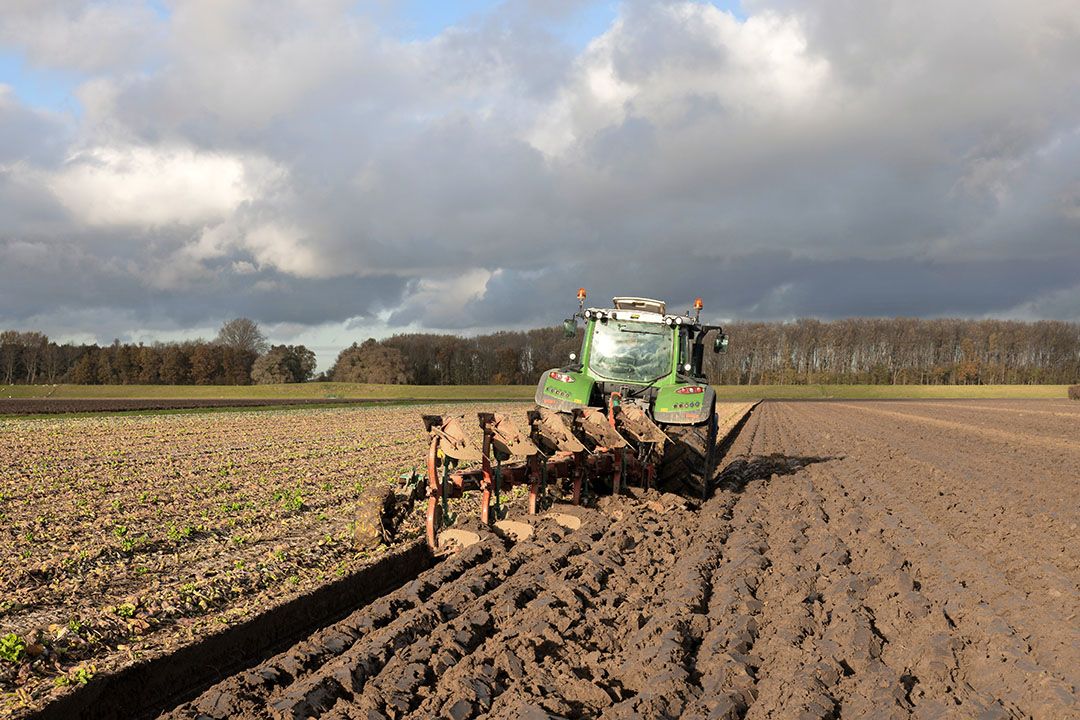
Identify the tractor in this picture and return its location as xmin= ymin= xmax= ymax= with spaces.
xmin=415 ymin=289 xmax=729 ymax=549
xmin=536 ymin=291 xmax=729 ymax=498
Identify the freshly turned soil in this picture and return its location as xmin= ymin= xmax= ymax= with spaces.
xmin=159 ymin=400 xmax=1079 ymax=720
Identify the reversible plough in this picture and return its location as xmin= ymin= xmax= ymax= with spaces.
xmin=421 ymin=404 xmax=667 ymax=549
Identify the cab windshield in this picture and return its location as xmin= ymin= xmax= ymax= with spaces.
xmin=588 ymin=320 xmax=673 ymax=382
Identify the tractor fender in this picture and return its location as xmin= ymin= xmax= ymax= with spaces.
xmin=534 ymin=367 xmax=594 ymax=414
xmin=652 ymin=384 xmax=715 ymax=425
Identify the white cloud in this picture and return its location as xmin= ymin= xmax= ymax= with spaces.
xmin=242 ymin=222 xmax=326 ymax=278
xmin=390 ymin=269 xmax=498 ymax=328
xmin=48 ymin=144 xmax=283 ymax=227
xmin=528 ymin=3 xmax=831 ymax=156
xmin=0 ymin=0 xmax=164 ymax=73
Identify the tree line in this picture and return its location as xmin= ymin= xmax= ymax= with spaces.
xmin=2 ymin=317 xmax=1078 ymax=387
xmin=705 ymin=318 xmax=1080 ymax=385
xmin=325 ymin=318 xmax=1080 ymax=386
xmin=0 ymin=320 xmax=315 ymax=386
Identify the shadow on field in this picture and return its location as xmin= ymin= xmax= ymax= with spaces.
xmin=716 ymin=453 xmax=840 ymax=493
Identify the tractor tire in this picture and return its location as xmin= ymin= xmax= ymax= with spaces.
xmin=658 ymin=408 xmax=719 ymax=500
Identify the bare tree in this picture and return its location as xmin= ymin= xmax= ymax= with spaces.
xmin=20 ymin=332 xmax=48 ymax=383
xmin=0 ymin=330 xmax=20 ymax=384
xmin=215 ymin=318 xmax=268 ymax=355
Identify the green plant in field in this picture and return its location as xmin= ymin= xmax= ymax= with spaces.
xmin=0 ymin=633 xmax=25 ymax=662
xmin=113 ymin=525 xmax=127 ymax=538
xmin=115 ymin=603 xmax=136 ymax=618
xmin=218 ymin=500 xmax=247 ymax=515
xmin=166 ymin=524 xmax=193 ymax=542
xmin=272 ymin=488 xmax=304 ymax=512
xmin=71 ymin=665 xmax=94 ymax=684
xmin=118 ymin=532 xmax=147 ymax=553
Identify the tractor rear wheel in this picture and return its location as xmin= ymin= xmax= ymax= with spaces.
xmin=658 ymin=406 xmax=719 ymax=499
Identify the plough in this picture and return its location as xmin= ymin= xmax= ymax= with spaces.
xmin=420 ymin=404 xmax=666 ymax=550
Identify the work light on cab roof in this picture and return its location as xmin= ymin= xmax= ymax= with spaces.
xmin=414 ymin=286 xmax=730 ymax=550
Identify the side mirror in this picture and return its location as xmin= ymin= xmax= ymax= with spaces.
xmin=713 ymin=334 xmax=729 ymax=353
xmin=563 ymin=319 xmax=577 ymax=338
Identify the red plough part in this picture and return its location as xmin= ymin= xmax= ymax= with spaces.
xmin=421 ymin=406 xmax=666 ymax=550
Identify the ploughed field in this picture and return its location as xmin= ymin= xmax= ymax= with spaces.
xmin=167 ymin=400 xmax=1079 ymax=720
xmin=3 ymin=400 xmax=1078 ymax=718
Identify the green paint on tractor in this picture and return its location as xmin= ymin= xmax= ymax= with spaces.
xmin=535 ymin=295 xmax=727 ymax=425
xmin=534 ymin=293 xmax=730 ymax=497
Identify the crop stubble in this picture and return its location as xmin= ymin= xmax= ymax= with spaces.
xmin=0 ymin=403 xmax=525 ymax=716
xmin=159 ymin=399 xmax=1078 ymax=719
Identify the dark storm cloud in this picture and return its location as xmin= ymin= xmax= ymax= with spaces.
xmin=0 ymin=0 xmax=1078 ymax=357
xmin=449 ymin=252 xmax=1079 ymax=331
xmin=0 ymin=234 xmax=407 ymax=330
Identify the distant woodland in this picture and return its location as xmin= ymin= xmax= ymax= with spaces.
xmin=1 ymin=318 xmax=1078 ymax=386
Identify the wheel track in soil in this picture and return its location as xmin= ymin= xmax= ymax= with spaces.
xmin=769 ymin=401 xmax=1078 ymax=719
xmin=779 ymin=402 xmax=1080 ymax=671
xmin=156 ymin=401 xmax=1077 ymax=720
xmin=826 ymin=402 xmax=1080 ymax=454
xmin=880 ymin=400 xmax=1080 ymax=420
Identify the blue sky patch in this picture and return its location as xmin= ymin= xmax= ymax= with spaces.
xmin=0 ymin=51 xmax=82 ymax=113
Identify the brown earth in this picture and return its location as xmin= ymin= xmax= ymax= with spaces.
xmin=1 ymin=401 xmax=745 ymax=717
xmin=0 ymin=403 xmax=526 ymax=716
xmin=159 ymin=400 xmax=1079 ymax=719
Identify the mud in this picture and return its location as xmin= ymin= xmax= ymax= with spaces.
xmin=152 ymin=400 xmax=1078 ymax=719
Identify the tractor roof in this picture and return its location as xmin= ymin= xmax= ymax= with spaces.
xmin=586 ymin=298 xmax=700 ymax=329
xmin=612 ymin=297 xmax=666 ymax=314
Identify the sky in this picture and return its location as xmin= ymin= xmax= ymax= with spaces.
xmin=1 ymin=0 xmax=1078 ymax=370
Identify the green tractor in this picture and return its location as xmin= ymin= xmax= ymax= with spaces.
xmin=535 ymin=291 xmax=729 ymax=497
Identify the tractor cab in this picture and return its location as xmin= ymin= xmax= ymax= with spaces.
xmin=537 ymin=289 xmax=728 ymax=427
